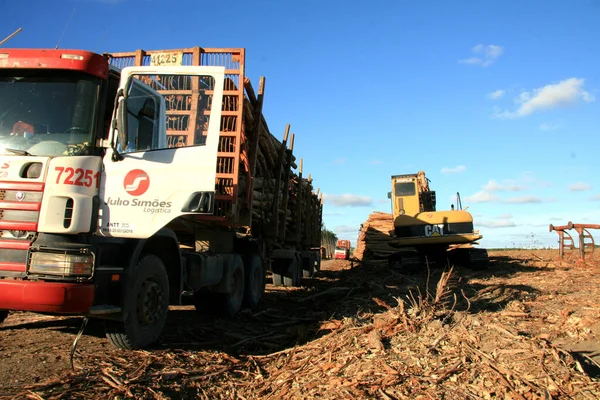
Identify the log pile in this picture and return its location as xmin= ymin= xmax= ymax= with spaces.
xmin=353 ymin=211 xmax=396 ymax=261
xmin=238 ymin=94 xmax=293 ymax=225
xmin=238 ymin=79 xmax=321 ymax=245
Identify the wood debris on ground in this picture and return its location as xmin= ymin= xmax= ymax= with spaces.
xmin=2 ymin=250 xmax=600 ymax=399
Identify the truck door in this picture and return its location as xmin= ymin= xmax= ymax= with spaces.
xmin=99 ymin=66 xmax=225 ymax=238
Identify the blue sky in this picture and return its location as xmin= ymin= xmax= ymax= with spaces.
xmin=2 ymin=0 xmax=599 ymax=248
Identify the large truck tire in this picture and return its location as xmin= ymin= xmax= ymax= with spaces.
xmin=217 ymin=255 xmax=245 ymax=318
xmin=271 ymin=257 xmax=285 ymax=286
xmin=0 ymin=310 xmax=8 ymax=324
xmin=105 ymin=254 xmax=170 ymax=350
xmin=284 ymin=253 xmax=302 ymax=287
xmin=302 ymin=254 xmax=314 ymax=278
xmin=243 ymin=254 xmax=265 ymax=310
xmin=314 ymin=251 xmax=321 ymax=272
xmin=272 ymin=269 xmax=283 ymax=286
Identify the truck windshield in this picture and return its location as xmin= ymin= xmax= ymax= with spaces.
xmin=395 ymin=182 xmax=416 ymax=196
xmin=0 ymin=70 xmax=100 ymax=157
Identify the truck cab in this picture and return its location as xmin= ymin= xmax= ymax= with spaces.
xmin=0 ymin=49 xmax=229 ymax=349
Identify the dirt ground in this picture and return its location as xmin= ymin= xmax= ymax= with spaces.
xmin=1 ymin=249 xmax=600 ymax=399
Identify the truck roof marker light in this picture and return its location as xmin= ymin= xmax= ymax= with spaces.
xmin=61 ymin=54 xmax=84 ymax=60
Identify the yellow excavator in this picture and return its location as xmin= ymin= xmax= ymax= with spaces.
xmin=386 ymin=171 xmax=489 ymax=268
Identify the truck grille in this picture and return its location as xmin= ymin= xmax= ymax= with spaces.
xmin=0 ymin=182 xmax=43 ymax=273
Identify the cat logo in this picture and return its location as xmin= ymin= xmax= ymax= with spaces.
xmin=424 ymin=224 xmax=444 ymax=237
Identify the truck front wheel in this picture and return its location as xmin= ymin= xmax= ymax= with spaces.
xmin=0 ymin=310 xmax=8 ymax=324
xmin=105 ymin=254 xmax=170 ymax=350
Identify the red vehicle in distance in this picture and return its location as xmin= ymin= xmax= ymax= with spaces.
xmin=334 ymin=239 xmax=351 ymax=260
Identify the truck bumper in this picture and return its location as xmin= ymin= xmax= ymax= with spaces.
xmin=0 ymin=280 xmax=95 ymax=314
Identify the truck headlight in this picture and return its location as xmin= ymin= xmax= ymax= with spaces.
xmin=28 ymin=251 xmax=95 ymax=278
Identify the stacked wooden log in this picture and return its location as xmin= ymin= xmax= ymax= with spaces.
xmin=239 ymin=79 xmax=320 ymax=245
xmin=236 ymin=81 xmax=294 ymax=227
xmin=353 ymin=211 xmax=397 ymax=261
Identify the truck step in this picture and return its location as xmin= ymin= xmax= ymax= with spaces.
xmin=88 ymin=305 xmax=122 ymax=315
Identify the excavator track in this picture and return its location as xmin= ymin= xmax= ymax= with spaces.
xmin=388 ymin=247 xmax=490 ymax=270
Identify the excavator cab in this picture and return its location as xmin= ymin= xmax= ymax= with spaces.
xmin=388 ymin=172 xmax=436 ymax=217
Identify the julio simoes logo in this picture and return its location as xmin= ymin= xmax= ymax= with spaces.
xmin=123 ymin=169 xmax=150 ymax=196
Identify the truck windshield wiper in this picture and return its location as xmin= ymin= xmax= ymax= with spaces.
xmin=4 ymin=148 xmax=31 ymax=156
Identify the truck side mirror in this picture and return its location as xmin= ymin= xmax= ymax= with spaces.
xmin=387 ymin=192 xmax=391 ymax=199
xmin=117 ymin=97 xmax=128 ymax=151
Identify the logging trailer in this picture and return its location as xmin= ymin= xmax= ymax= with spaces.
xmin=386 ymin=171 xmax=489 ymax=268
xmin=0 ymin=47 xmax=323 ymax=349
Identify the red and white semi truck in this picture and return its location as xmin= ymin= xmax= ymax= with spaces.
xmin=0 ymin=47 xmax=323 ymax=349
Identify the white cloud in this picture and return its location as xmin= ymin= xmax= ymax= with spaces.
xmin=504 ymin=195 xmax=543 ymax=204
xmin=492 ymin=78 xmax=595 ymax=119
xmin=441 ymin=165 xmax=467 ymax=174
xmin=459 ymin=44 xmax=504 ymax=67
xmin=335 ymin=225 xmax=359 ymax=234
xmin=497 ymin=213 xmax=513 ymax=219
xmin=464 ymin=191 xmax=500 ymax=203
xmin=488 ymin=89 xmax=505 ymax=100
xmin=540 ymin=123 xmax=561 ymax=131
xmin=331 ymin=158 xmax=347 ymax=165
xmin=520 ymin=171 xmax=552 ymax=187
xmin=482 ymin=179 xmax=526 ymax=192
xmin=569 ymin=182 xmax=591 ymax=192
xmin=322 ymin=193 xmax=374 ymax=207
xmin=463 ymin=173 xmax=551 ymax=205
xmin=477 ymin=220 xmax=517 ymax=228
xmin=591 ymin=194 xmax=600 ymax=201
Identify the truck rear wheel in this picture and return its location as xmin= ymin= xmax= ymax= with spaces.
xmin=272 ymin=269 xmax=283 ymax=286
xmin=271 ymin=258 xmax=285 ymax=286
xmin=0 ymin=310 xmax=8 ymax=324
xmin=314 ymin=252 xmax=321 ymax=272
xmin=218 ymin=255 xmax=245 ymax=318
xmin=105 ymin=254 xmax=170 ymax=350
xmin=302 ymin=255 xmax=314 ymax=278
xmin=284 ymin=254 xmax=302 ymax=287
xmin=243 ymin=254 xmax=265 ymax=309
